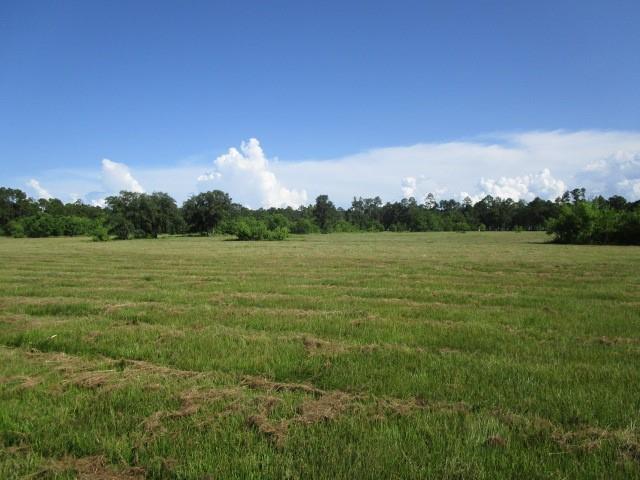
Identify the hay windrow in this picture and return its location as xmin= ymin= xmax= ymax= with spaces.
xmin=37 ymin=455 xmax=145 ymax=480
xmin=241 ymin=375 xmax=326 ymax=396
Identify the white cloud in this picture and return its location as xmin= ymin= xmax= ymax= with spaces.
xmin=101 ymin=159 xmax=144 ymax=193
xmin=401 ymin=177 xmax=418 ymax=198
xmin=477 ymin=168 xmax=566 ymax=202
xmin=26 ymin=179 xmax=52 ymax=199
xmin=203 ymin=138 xmax=307 ymax=208
xmin=197 ymin=171 xmax=221 ymax=182
xmin=15 ymin=130 xmax=640 ymax=206
xmin=400 ymin=175 xmax=446 ymax=200
xmin=576 ymin=151 xmax=640 ymax=199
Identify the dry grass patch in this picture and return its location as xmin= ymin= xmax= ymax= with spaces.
xmin=37 ymin=455 xmax=145 ymax=480
xmin=0 ymin=375 xmax=41 ymax=390
xmin=242 ymin=375 xmax=325 ymax=396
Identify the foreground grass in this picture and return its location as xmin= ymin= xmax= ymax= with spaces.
xmin=0 ymin=232 xmax=639 ymax=479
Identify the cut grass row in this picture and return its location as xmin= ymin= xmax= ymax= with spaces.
xmin=1 ymin=232 xmax=639 ymax=478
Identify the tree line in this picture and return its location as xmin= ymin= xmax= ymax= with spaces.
xmin=1 ymin=186 xmax=639 ymax=244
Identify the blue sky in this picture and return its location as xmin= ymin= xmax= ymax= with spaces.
xmin=1 ymin=1 xmax=640 ymax=206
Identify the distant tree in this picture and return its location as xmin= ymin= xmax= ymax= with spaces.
xmin=570 ymin=188 xmax=586 ymax=204
xmin=182 ymin=190 xmax=233 ymax=235
xmin=424 ymin=193 xmax=437 ymax=210
xmin=347 ymin=196 xmax=383 ymax=230
xmin=607 ymin=195 xmax=627 ymax=211
xmin=291 ymin=217 xmax=319 ymax=234
xmin=313 ymin=195 xmax=339 ymax=233
xmin=0 ymin=188 xmax=37 ymax=231
xmin=105 ymin=191 xmax=182 ymax=239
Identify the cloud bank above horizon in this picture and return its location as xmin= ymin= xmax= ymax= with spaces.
xmin=20 ymin=130 xmax=640 ymax=207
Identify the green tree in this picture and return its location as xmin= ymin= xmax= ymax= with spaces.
xmin=182 ymin=190 xmax=233 ymax=235
xmin=313 ymin=195 xmax=339 ymax=233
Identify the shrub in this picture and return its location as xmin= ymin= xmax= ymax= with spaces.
xmin=333 ymin=220 xmax=358 ymax=233
xmin=215 ymin=218 xmax=238 ymax=235
xmin=92 ymin=225 xmax=110 ymax=242
xmin=547 ymin=203 xmax=596 ymax=244
xmin=367 ymin=220 xmax=385 ymax=232
xmin=234 ymin=217 xmax=288 ymax=241
xmin=109 ymin=214 xmax=135 ymax=240
xmin=266 ymin=226 xmax=289 ymax=240
xmin=291 ymin=217 xmax=319 ymax=234
xmin=8 ymin=221 xmax=25 ymax=238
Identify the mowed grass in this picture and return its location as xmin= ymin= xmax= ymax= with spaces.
xmin=0 ymin=232 xmax=639 ymax=479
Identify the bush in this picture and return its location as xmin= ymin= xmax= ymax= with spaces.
xmin=8 ymin=221 xmax=24 ymax=238
xmin=367 ymin=220 xmax=385 ymax=232
xmin=333 ymin=220 xmax=358 ymax=233
xmin=547 ymin=203 xmax=596 ymax=244
xmin=109 ymin=214 xmax=135 ymax=240
xmin=92 ymin=225 xmax=110 ymax=242
xmin=215 ymin=218 xmax=238 ymax=235
xmin=264 ymin=213 xmax=291 ymax=231
xmin=291 ymin=217 xmax=319 ymax=234
xmin=234 ymin=217 xmax=289 ymax=241
xmin=547 ymin=202 xmax=640 ymax=245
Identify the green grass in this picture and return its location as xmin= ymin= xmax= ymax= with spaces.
xmin=0 ymin=232 xmax=639 ymax=479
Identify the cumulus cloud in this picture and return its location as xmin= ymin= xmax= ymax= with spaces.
xmin=576 ymin=151 xmax=640 ymax=199
xmin=401 ymin=177 xmax=418 ymax=198
xmin=400 ymin=175 xmax=446 ymax=200
xmin=16 ymin=130 xmax=640 ymax=206
xmin=101 ymin=159 xmax=144 ymax=193
xmin=203 ymin=138 xmax=307 ymax=208
xmin=477 ymin=168 xmax=566 ymax=202
xmin=26 ymin=179 xmax=52 ymax=199
xmin=197 ymin=171 xmax=222 ymax=182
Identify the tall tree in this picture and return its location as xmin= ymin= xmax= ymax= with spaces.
xmin=313 ymin=195 xmax=339 ymax=233
xmin=182 ymin=190 xmax=233 ymax=234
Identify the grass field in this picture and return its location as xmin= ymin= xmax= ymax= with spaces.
xmin=1 ymin=232 xmax=639 ymax=479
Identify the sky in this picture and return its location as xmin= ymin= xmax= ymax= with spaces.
xmin=1 ymin=1 xmax=639 ymax=207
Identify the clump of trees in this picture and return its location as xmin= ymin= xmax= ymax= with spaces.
xmin=233 ymin=218 xmax=289 ymax=241
xmin=105 ymin=191 xmax=184 ymax=239
xmin=2 ymin=185 xmax=639 ymax=244
xmin=1 ymin=188 xmax=104 ymax=238
xmin=546 ymin=193 xmax=640 ymax=244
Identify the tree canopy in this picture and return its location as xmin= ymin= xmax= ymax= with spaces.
xmin=2 ymin=185 xmax=639 ymax=244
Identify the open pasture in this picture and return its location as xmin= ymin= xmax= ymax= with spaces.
xmin=0 ymin=232 xmax=639 ymax=479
